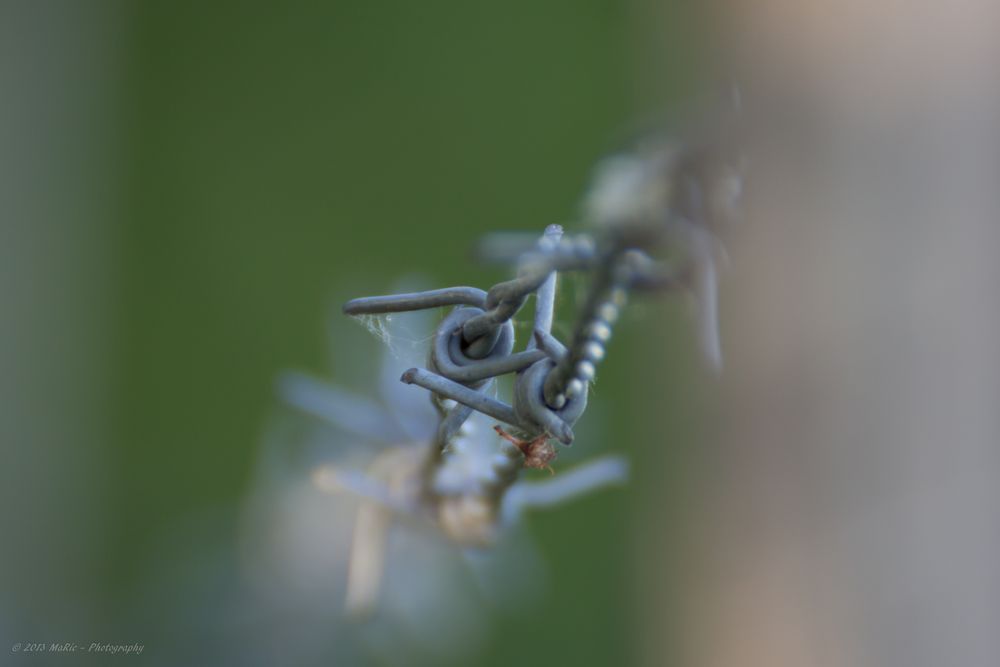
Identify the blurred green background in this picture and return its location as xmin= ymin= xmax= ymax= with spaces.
xmin=6 ymin=1 xmax=704 ymax=665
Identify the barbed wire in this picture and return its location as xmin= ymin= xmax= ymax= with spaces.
xmin=280 ymin=112 xmax=742 ymax=620
xmin=342 ymin=125 xmax=742 ymax=496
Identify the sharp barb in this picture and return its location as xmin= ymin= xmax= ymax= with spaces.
xmin=277 ymin=372 xmax=403 ymax=443
xmin=501 ymin=456 xmax=630 ymax=523
xmin=343 ymin=287 xmax=487 ymax=315
xmin=401 ymin=367 xmax=520 ymax=427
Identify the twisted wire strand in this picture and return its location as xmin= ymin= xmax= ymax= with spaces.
xmin=542 ymin=250 xmax=629 ymax=407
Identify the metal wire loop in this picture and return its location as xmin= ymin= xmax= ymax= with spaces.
xmin=513 ymin=358 xmax=588 ymax=445
xmin=429 ymin=307 xmax=535 ymax=386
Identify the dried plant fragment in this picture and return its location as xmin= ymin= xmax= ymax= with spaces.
xmin=493 ymin=425 xmax=557 ymax=473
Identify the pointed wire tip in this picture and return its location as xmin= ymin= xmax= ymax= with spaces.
xmin=553 ymin=423 xmax=574 ymax=446
xmin=604 ymin=456 xmax=630 ymax=483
